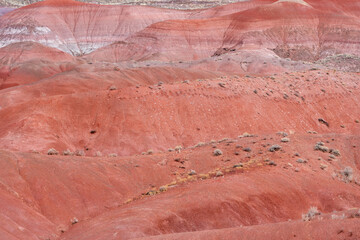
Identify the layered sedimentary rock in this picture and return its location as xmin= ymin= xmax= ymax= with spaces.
xmin=1 ymin=0 xmax=245 ymax=9
xmin=1 ymin=0 xmax=359 ymax=61
xmin=0 ymin=0 xmax=190 ymax=55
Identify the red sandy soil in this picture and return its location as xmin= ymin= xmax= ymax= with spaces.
xmin=1 ymin=133 xmax=360 ymax=239
xmin=0 ymin=0 xmax=360 ymax=239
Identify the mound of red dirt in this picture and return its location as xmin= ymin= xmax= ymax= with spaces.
xmin=1 ymin=70 xmax=359 ymax=156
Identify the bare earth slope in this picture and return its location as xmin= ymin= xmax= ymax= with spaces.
xmin=0 ymin=0 xmax=247 ymax=9
xmin=0 ymin=0 xmax=359 ymax=239
xmin=0 ymin=0 xmax=191 ymax=55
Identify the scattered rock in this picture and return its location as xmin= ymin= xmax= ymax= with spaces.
xmin=318 ymin=118 xmax=329 ymax=127
xmin=218 ymin=82 xmax=226 ymax=88
xmin=296 ymin=158 xmax=307 ymax=163
xmin=146 ymin=190 xmax=157 ymax=196
xmin=71 ymin=217 xmax=78 ymax=225
xmin=108 ymin=153 xmax=117 ymax=157
xmin=188 ymin=169 xmax=197 ymax=176
xmin=243 ymin=147 xmax=251 ymax=152
xmin=281 ymin=137 xmax=290 ymax=143
xmin=320 ymin=164 xmax=328 ymax=170
xmin=109 ymin=85 xmax=117 ymax=90
xmin=307 ymin=131 xmax=318 ymax=134
xmin=233 ymin=163 xmax=243 ymax=168
xmin=268 ymin=161 xmax=277 ymax=166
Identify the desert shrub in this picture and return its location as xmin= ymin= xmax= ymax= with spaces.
xmin=74 ymin=150 xmax=85 ymax=156
xmin=269 ymin=145 xmax=281 ymax=152
xmin=314 ymin=142 xmax=329 ymax=152
xmin=71 ymin=217 xmax=78 ymax=225
xmin=329 ymin=149 xmax=341 ymax=156
xmin=47 ymin=148 xmax=58 ymax=155
xmin=331 ymin=214 xmax=345 ymax=220
xmin=62 ymin=149 xmax=72 ymax=156
xmin=174 ymin=146 xmax=182 ymax=152
xmin=195 ymin=142 xmax=206 ymax=147
xmin=320 ymin=164 xmax=328 ymax=170
xmin=277 ymin=132 xmax=288 ymax=137
xmin=302 ymin=207 xmax=320 ymax=221
xmin=199 ymin=173 xmax=210 ymax=179
xmin=159 ymin=186 xmax=168 ymax=192
xmin=238 ymin=132 xmax=254 ymax=138
xmin=213 ymin=149 xmax=223 ymax=156
xmin=218 ymin=138 xmax=229 ymax=143
xmin=215 ymin=171 xmax=224 ymax=177
xmin=340 ymin=166 xmax=353 ymax=183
